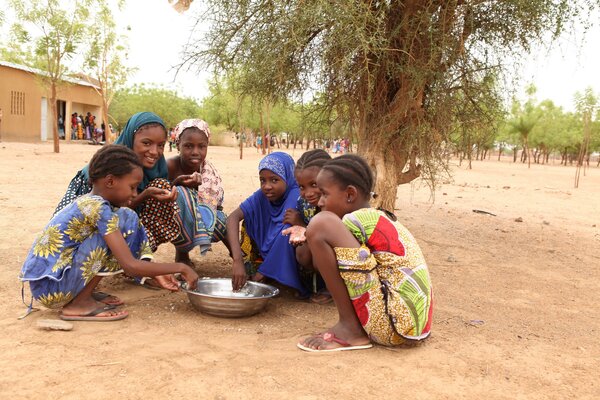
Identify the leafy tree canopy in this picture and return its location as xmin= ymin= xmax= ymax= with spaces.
xmin=110 ymin=84 xmax=202 ymax=130
xmin=182 ymin=0 xmax=599 ymax=208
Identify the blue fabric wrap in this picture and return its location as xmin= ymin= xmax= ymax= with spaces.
xmin=81 ymin=111 xmax=168 ymax=190
xmin=240 ymin=152 xmax=307 ymax=294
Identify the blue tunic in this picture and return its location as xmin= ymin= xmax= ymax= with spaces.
xmin=240 ymin=152 xmax=307 ymax=295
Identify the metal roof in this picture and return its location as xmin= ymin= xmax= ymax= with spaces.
xmin=0 ymin=60 xmax=100 ymax=89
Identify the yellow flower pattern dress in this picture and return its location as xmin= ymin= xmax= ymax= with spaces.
xmin=20 ymin=194 xmax=153 ymax=308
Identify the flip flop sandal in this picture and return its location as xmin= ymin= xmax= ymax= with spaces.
xmin=92 ymin=291 xmax=124 ymax=306
xmin=297 ymin=332 xmax=373 ymax=352
xmin=60 ymin=305 xmax=129 ymax=322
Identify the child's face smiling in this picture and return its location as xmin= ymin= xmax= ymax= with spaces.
xmin=178 ymin=129 xmax=208 ymax=171
xmin=259 ymin=169 xmax=287 ymax=202
xmin=295 ymin=166 xmax=321 ymax=207
xmin=107 ymin=167 xmax=143 ymax=207
xmin=132 ymin=126 xmax=167 ymax=168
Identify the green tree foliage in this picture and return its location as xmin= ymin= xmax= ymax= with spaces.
xmin=450 ymin=74 xmax=504 ymax=168
xmin=110 ymin=84 xmax=201 ymax=130
xmin=10 ymin=0 xmax=92 ymax=153
xmin=573 ymin=87 xmax=597 ymax=186
xmin=181 ymin=0 xmax=596 ymax=209
xmin=529 ymin=100 xmax=572 ymax=164
xmin=201 ymin=78 xmax=241 ymax=131
xmin=83 ymin=0 xmax=132 ymax=142
xmin=499 ymin=88 xmax=600 ymax=167
xmin=507 ymin=85 xmax=542 ymax=168
xmin=200 ymin=76 xmax=324 ymax=150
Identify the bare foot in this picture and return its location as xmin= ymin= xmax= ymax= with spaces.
xmin=61 ymin=298 xmax=126 ymax=319
xmin=299 ymin=322 xmax=370 ymax=351
xmin=250 ymin=271 xmax=265 ymax=282
xmin=92 ymin=291 xmax=124 ymax=306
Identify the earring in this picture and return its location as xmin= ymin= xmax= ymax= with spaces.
xmin=347 ymin=198 xmax=351 ymax=203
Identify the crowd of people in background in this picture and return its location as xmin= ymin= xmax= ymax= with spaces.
xmin=63 ymin=112 xmax=106 ymax=144
xmin=325 ymin=138 xmax=350 ymax=154
xmin=230 ymin=131 xmax=353 ymax=154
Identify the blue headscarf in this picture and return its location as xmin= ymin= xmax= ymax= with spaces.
xmin=240 ymin=152 xmax=307 ymax=294
xmin=82 ymin=112 xmax=168 ymax=190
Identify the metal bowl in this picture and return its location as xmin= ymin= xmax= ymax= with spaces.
xmin=181 ymin=278 xmax=279 ymax=318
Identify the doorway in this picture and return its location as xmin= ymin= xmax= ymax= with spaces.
xmin=40 ymin=97 xmax=47 ymax=141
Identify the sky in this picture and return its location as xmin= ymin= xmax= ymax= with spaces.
xmin=3 ymin=1 xmax=600 ymax=112
xmin=116 ymin=1 xmax=211 ymax=102
xmin=122 ymin=1 xmax=600 ymax=112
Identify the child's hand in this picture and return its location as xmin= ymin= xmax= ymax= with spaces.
xmin=145 ymin=186 xmax=178 ymax=202
xmin=154 ymin=274 xmax=181 ymax=291
xmin=283 ymin=209 xmax=304 ymax=226
xmin=282 ymin=225 xmax=307 ymax=246
xmin=173 ymin=172 xmax=202 ymax=188
xmin=232 ymin=260 xmax=247 ymax=291
xmin=179 ymin=265 xmax=199 ymax=290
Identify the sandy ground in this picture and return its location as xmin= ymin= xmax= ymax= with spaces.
xmin=0 ymin=141 xmax=599 ymax=400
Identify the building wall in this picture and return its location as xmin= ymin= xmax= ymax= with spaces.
xmin=0 ymin=64 xmax=104 ymax=143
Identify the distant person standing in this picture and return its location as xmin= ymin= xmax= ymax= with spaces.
xmin=58 ymin=115 xmax=65 ymax=139
xmin=71 ymin=113 xmax=78 ymax=140
xmin=256 ymin=134 xmax=262 ymax=152
xmin=77 ymin=114 xmax=84 ymax=139
xmin=90 ymin=114 xmax=96 ymax=129
xmin=84 ymin=112 xmax=91 ymax=140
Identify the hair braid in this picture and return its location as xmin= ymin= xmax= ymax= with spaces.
xmin=322 ymin=154 xmax=374 ymax=197
xmin=88 ymin=144 xmax=143 ymax=184
xmin=296 ymin=149 xmax=332 ymax=171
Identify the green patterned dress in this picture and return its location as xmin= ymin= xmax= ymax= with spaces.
xmin=335 ymin=208 xmax=433 ymax=345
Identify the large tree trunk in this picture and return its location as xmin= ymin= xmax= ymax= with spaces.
xmin=360 ymin=122 xmax=421 ymax=211
xmin=50 ymin=83 xmax=60 ymax=153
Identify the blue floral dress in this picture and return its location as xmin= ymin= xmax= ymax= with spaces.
xmin=20 ymin=194 xmax=152 ymax=308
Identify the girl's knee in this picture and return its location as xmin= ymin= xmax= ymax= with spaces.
xmin=305 ymin=212 xmax=344 ymax=241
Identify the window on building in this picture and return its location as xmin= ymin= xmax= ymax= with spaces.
xmin=11 ymin=91 xmax=25 ymax=115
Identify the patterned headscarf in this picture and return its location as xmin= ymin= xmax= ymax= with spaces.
xmin=258 ymin=152 xmax=298 ymax=199
xmin=173 ymin=118 xmax=223 ymax=210
xmin=173 ymin=119 xmax=211 ymax=144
